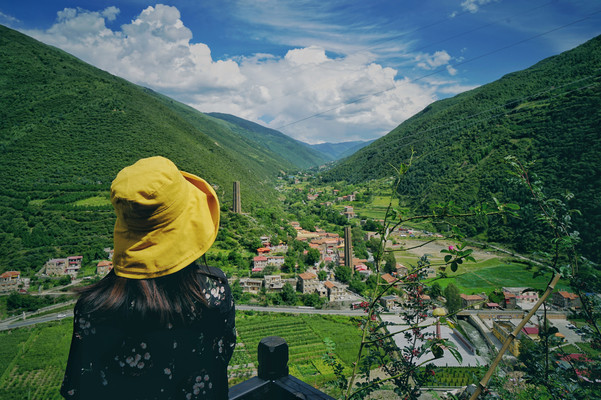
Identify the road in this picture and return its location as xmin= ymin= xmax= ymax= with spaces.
xmin=0 ymin=305 xmax=365 ymax=331
xmin=0 ymin=310 xmax=73 ymax=331
xmin=237 ymin=304 xmax=365 ymax=316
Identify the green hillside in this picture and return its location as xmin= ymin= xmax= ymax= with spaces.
xmin=323 ymin=35 xmax=601 ymax=262
xmin=308 ymin=140 xmax=374 ymax=161
xmin=0 ymin=25 xmax=294 ymax=273
xmin=208 ymin=112 xmax=330 ymax=168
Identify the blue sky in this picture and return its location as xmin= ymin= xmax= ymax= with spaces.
xmin=1 ymin=0 xmax=600 ymax=143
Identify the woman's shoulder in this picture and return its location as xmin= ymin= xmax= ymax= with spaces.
xmin=195 ymin=264 xmax=228 ymax=284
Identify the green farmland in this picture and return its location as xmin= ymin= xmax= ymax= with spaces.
xmin=0 ymin=311 xmax=362 ymax=399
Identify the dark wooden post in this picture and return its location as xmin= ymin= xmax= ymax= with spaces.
xmin=257 ymin=336 xmax=289 ymax=380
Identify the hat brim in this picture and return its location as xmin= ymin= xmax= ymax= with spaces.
xmin=113 ymin=171 xmax=220 ymax=279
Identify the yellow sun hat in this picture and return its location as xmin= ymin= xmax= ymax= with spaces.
xmin=110 ymin=156 xmax=220 ymax=279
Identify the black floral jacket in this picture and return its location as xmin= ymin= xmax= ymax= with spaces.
xmin=60 ymin=266 xmax=236 ymax=399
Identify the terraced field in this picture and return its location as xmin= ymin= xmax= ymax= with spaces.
xmin=0 ymin=311 xmax=363 ymax=397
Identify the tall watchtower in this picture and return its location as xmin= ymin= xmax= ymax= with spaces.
xmin=344 ymin=226 xmax=352 ymax=268
xmin=233 ymin=181 xmax=241 ymax=213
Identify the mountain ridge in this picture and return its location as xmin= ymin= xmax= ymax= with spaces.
xmin=322 ymin=34 xmax=601 ymax=262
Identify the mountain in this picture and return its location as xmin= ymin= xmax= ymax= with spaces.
xmin=323 ymin=35 xmax=601 ymax=262
xmin=207 ymin=113 xmax=329 ymax=168
xmin=0 ymin=25 xmax=298 ymax=273
xmin=308 ymin=140 xmax=374 ymax=161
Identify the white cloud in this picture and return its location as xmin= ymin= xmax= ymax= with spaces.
xmin=0 ymin=11 xmax=20 ymax=24
xmin=20 ymin=4 xmax=463 ymax=144
xmin=415 ymin=50 xmax=452 ymax=70
xmin=460 ymin=0 xmax=498 ymax=13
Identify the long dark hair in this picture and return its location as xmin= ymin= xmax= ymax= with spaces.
xmin=75 ymin=261 xmax=209 ymax=324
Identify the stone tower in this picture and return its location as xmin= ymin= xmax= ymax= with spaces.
xmin=344 ymin=226 xmax=352 ymax=268
xmin=233 ymin=181 xmax=241 ymax=213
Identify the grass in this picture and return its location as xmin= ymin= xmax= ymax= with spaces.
xmin=73 ymin=195 xmax=111 ymax=207
xmin=352 ymin=195 xmax=405 ymax=219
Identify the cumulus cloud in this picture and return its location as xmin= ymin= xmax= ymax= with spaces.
xmin=21 ymin=5 xmax=458 ymax=143
xmin=415 ymin=50 xmax=453 ymax=71
xmin=460 ymin=0 xmax=498 ymax=13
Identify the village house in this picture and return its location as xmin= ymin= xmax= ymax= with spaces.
xmin=503 ymin=287 xmax=540 ymax=307
xmin=324 ymin=280 xmax=344 ymax=301
xmin=45 ymin=256 xmax=82 ymax=277
xmin=269 ymin=243 xmax=289 ymax=254
xmin=354 ymin=263 xmax=371 ymax=277
xmin=266 ymin=255 xmax=285 ymax=267
xmin=460 ymin=293 xmax=486 ymax=310
xmin=239 ymin=277 xmax=263 ymax=294
xmin=252 ymin=256 xmax=268 ymax=272
xmin=96 ymin=260 xmax=113 ymax=276
xmin=298 ymin=272 xmax=321 ymax=294
xmin=503 ymin=291 xmax=517 ymax=309
xmin=395 ymin=264 xmax=409 ymax=277
xmin=263 ymin=275 xmax=297 ymax=293
xmin=65 ymin=256 xmax=83 ymax=277
xmin=0 ymin=271 xmax=29 ymax=294
xmin=380 ymin=295 xmax=401 ymax=310
xmin=381 ymin=273 xmax=401 ymax=288
xmin=552 ymin=291 xmax=581 ymax=309
xmin=342 ymin=205 xmax=355 ymax=220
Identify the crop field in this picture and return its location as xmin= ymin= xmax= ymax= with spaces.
xmin=0 ymin=311 xmax=362 ymax=397
xmin=0 ymin=319 xmax=71 ymax=400
xmin=351 ymin=195 xmax=402 ymax=219
xmin=234 ymin=312 xmax=361 ymax=387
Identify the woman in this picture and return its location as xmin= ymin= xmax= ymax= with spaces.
xmin=61 ymin=156 xmax=236 ymax=400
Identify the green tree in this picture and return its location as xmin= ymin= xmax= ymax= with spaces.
xmin=280 ymin=282 xmax=297 ymax=305
xmin=305 ymin=248 xmax=321 ymax=266
xmin=382 ymin=252 xmax=397 ymax=274
xmin=444 ymin=283 xmax=461 ymax=314
xmin=318 ymin=270 xmax=327 ymax=281
xmin=231 ymin=279 xmax=242 ymax=301
xmin=429 ymin=282 xmax=442 ymax=298
xmin=335 ymin=265 xmax=352 ymax=284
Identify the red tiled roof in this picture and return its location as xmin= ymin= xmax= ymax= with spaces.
xmin=253 ymin=256 xmax=268 ymax=261
xmin=324 ymin=281 xmax=336 ymax=289
xmin=522 ymin=327 xmax=539 ymax=335
xmin=97 ymin=260 xmax=112 ymax=267
xmin=1 ymin=271 xmax=20 ymax=279
xmin=299 ymin=272 xmax=317 ymax=280
xmin=381 ymin=273 xmax=396 ymax=284
xmin=461 ymin=294 xmax=484 ymax=301
xmin=558 ymin=291 xmax=579 ymax=300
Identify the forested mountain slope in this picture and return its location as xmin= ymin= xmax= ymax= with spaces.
xmin=323 ymin=35 xmax=601 ymax=262
xmin=0 ymin=25 xmax=293 ymax=272
xmin=308 ymin=140 xmax=374 ymax=161
xmin=208 ymin=112 xmax=330 ymax=168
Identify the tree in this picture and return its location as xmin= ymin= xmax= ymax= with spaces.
xmin=281 ymin=253 xmax=297 ymax=273
xmin=348 ymin=278 xmax=367 ymax=296
xmin=429 ymin=282 xmax=442 ymax=298
xmin=305 ymin=248 xmax=320 ymax=266
xmin=335 ymin=265 xmax=352 ymax=283
xmin=318 ymin=270 xmax=327 ymax=281
xmin=444 ymin=283 xmax=461 ymax=314
xmin=383 ymin=252 xmax=397 ymax=274
xmin=231 ymin=279 xmax=242 ymax=301
xmin=280 ymin=282 xmax=297 ymax=305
